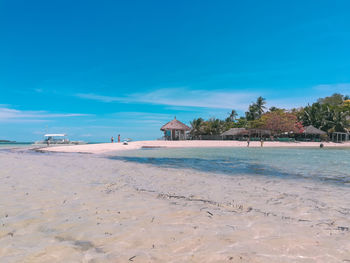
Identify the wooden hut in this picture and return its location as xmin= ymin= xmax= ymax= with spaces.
xmin=303 ymin=125 xmax=326 ymax=141
xmin=222 ymin=128 xmax=249 ymax=140
xmin=303 ymin=125 xmax=326 ymax=135
xmin=160 ymin=117 xmax=190 ymax=140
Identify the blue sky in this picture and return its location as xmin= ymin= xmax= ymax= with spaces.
xmin=1 ymin=0 xmax=350 ymax=141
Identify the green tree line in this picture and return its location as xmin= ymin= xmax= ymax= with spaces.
xmin=190 ymin=94 xmax=350 ymax=137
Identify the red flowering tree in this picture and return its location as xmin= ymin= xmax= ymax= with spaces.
xmin=260 ymin=111 xmax=304 ymax=135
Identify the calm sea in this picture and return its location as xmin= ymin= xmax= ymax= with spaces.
xmin=0 ymin=142 xmax=33 ymax=149
xmin=110 ymin=147 xmax=350 ymax=185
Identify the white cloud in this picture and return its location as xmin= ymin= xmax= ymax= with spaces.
xmin=76 ymin=93 xmax=125 ymax=103
xmin=0 ymin=107 xmax=91 ymax=123
xmin=75 ymin=84 xmax=350 ymax=113
xmin=76 ymin=88 xmax=258 ymax=110
xmin=110 ymin=111 xmax=173 ymax=120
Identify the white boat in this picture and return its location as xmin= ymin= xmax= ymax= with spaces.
xmin=35 ymin=134 xmax=86 ymax=145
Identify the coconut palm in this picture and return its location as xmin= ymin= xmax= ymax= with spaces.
xmin=255 ymin=96 xmax=267 ymax=117
xmin=301 ymin=103 xmax=324 ymax=129
xmin=190 ymin=118 xmax=204 ymax=138
xmin=245 ymin=96 xmax=266 ymax=120
xmin=204 ymin=118 xmax=224 ymax=135
xmin=323 ymin=108 xmax=349 ymax=132
xmin=301 ymin=102 xmax=350 ymax=133
xmin=245 ymin=104 xmax=258 ymax=121
xmin=228 ymin=109 xmax=238 ymax=122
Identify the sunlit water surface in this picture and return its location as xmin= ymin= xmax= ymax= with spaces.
xmin=110 ymin=147 xmax=350 ymax=185
xmin=0 ymin=143 xmax=33 ymax=149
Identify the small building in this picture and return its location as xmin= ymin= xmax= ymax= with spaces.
xmin=222 ymin=128 xmax=249 ymax=140
xmin=303 ymin=125 xmax=327 ymax=141
xmin=160 ymin=117 xmax=191 ymax=140
xmin=331 ymin=132 xmax=349 ymax=143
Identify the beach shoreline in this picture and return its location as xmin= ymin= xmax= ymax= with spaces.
xmin=39 ymin=140 xmax=350 ymax=154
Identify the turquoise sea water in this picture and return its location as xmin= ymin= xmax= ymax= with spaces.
xmin=111 ymin=147 xmax=350 ymax=185
xmin=0 ymin=142 xmax=33 ymax=148
xmin=0 ymin=142 xmax=100 ymax=149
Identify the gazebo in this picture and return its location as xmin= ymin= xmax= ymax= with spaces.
xmin=160 ymin=117 xmax=190 ymax=140
xmin=222 ymin=128 xmax=249 ymax=140
xmin=303 ymin=125 xmax=327 ymax=141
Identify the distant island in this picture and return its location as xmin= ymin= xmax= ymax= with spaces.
xmin=0 ymin=140 xmax=16 ymax=143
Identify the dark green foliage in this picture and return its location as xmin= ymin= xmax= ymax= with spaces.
xmin=269 ymin=106 xmax=284 ymax=112
xmin=317 ymin=93 xmax=344 ymax=106
xmin=245 ymin=96 xmax=266 ymax=120
xmin=300 ymin=95 xmax=350 ymax=132
xmin=189 ymin=94 xmax=350 ymax=137
xmin=190 ymin=118 xmax=204 ymax=137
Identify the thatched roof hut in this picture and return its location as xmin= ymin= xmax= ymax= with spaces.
xmin=161 ymin=117 xmax=190 ymax=140
xmin=161 ymin=117 xmax=190 ymax=131
xmin=222 ymin=128 xmax=249 ymax=136
xmin=303 ymin=125 xmax=326 ymax=135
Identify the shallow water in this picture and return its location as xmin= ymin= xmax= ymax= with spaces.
xmin=110 ymin=147 xmax=350 ymax=185
xmin=0 ymin=143 xmax=33 ymax=149
xmin=1 ymin=148 xmax=350 ymax=262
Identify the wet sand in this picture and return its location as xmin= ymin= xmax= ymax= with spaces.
xmin=41 ymin=140 xmax=350 ymax=154
xmin=1 ymin=148 xmax=350 ymax=262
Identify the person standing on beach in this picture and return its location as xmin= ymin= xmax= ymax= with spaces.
xmin=118 ymin=134 xmax=121 ymax=143
xmin=111 ymin=136 xmax=114 ymax=143
xmin=260 ymin=138 xmax=264 ymax=147
xmin=247 ymin=137 xmax=250 ymax=147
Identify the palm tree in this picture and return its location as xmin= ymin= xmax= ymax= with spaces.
xmin=245 ymin=104 xmax=258 ymax=121
xmin=303 ymin=103 xmax=328 ymax=130
xmin=228 ymin=110 xmax=238 ymax=122
xmin=245 ymin=97 xmax=266 ymax=120
xmin=204 ymin=118 xmax=224 ymax=135
xmin=301 ymin=102 xmax=349 ymax=133
xmin=323 ymin=107 xmax=349 ymax=132
xmin=255 ymin=96 xmax=266 ymax=118
xmin=190 ymin=118 xmax=204 ymax=138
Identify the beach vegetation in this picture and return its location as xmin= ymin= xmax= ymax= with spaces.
xmin=189 ymin=94 xmax=350 ymax=138
xmin=190 ymin=118 xmax=205 ymax=137
xmin=317 ymin=93 xmax=345 ymax=106
xmin=300 ymin=95 xmax=350 ymax=133
xmin=260 ymin=111 xmax=304 ymax=135
xmin=245 ymin=96 xmax=267 ymax=121
xmin=203 ymin=118 xmax=225 ymax=135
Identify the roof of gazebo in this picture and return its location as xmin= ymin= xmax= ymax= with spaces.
xmin=160 ymin=117 xmax=191 ymax=131
xmin=303 ymin=125 xmax=326 ymax=135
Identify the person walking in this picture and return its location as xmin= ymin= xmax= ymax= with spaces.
xmin=118 ymin=134 xmax=121 ymax=143
xmin=247 ymin=137 xmax=250 ymax=147
xmin=111 ymin=136 xmax=114 ymax=143
xmin=260 ymin=138 xmax=264 ymax=147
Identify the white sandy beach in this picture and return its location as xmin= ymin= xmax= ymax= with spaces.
xmin=0 ymin=146 xmax=350 ymax=262
xmin=40 ymin=140 xmax=350 ymax=154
